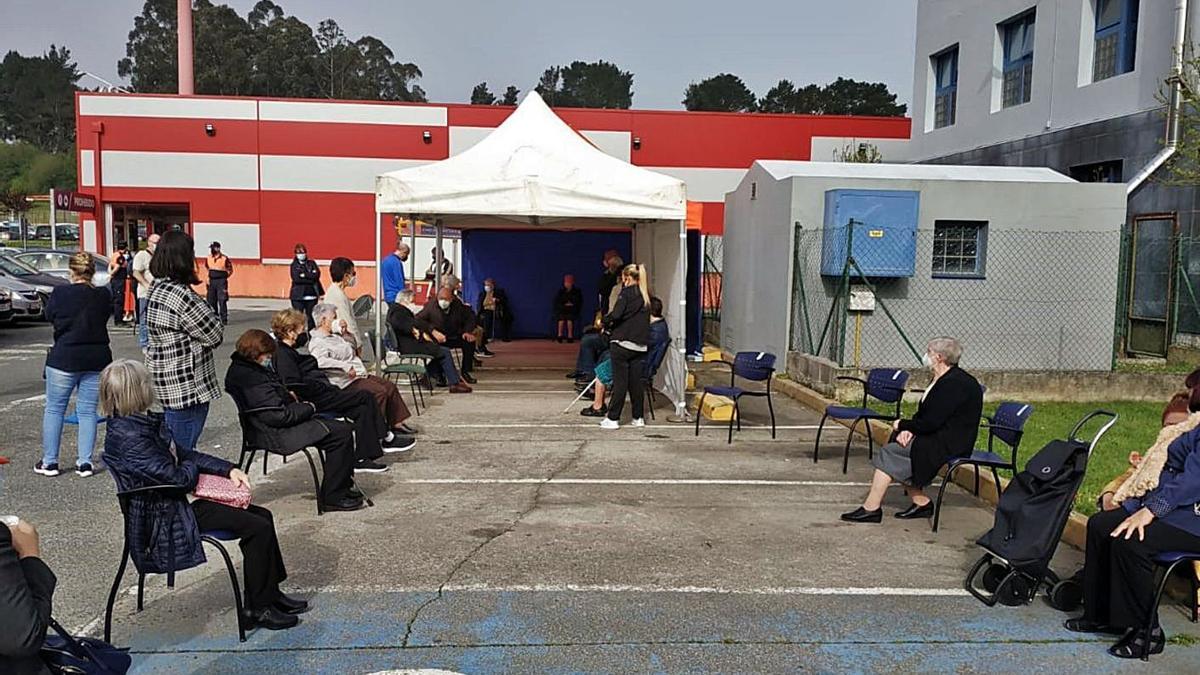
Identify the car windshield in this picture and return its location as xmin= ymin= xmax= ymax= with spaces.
xmin=0 ymin=255 xmax=35 ymax=276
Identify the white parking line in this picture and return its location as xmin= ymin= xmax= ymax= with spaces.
xmin=440 ymin=423 xmax=824 ymax=430
xmin=0 ymin=393 xmax=45 ymax=412
xmin=288 ymin=583 xmax=970 ymax=597
xmin=392 ymin=478 xmax=873 ymax=486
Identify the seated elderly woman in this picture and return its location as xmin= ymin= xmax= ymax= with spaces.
xmin=308 ymin=303 xmax=415 ymax=446
xmin=223 ymin=330 xmax=364 ymax=512
xmin=841 ymin=336 xmax=983 ymax=524
xmin=386 ymin=289 xmax=471 ymax=393
xmin=100 ymin=358 xmax=307 ymax=631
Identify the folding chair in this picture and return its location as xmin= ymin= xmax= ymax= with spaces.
xmin=228 ymin=403 xmax=326 ymax=516
xmin=694 ymin=351 xmax=777 ymax=444
xmin=812 ymin=368 xmax=909 ymax=474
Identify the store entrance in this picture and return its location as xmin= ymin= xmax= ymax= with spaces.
xmin=110 ymin=203 xmax=190 ymax=252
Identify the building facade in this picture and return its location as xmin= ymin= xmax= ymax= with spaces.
xmin=906 ymin=0 xmax=1198 ymax=358
xmin=73 ymin=93 xmax=909 ymax=298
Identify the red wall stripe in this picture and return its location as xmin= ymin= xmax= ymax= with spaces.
xmin=78 ymin=116 xmax=258 ymax=154
xmin=258 ymin=121 xmax=449 ymax=159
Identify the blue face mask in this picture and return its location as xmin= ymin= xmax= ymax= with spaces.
xmin=261 ymin=357 xmax=273 ymax=370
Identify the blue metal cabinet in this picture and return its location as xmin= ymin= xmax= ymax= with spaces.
xmin=820 ymin=189 xmax=919 ymax=277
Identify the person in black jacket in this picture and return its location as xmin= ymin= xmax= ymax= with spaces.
xmin=0 ymin=511 xmax=55 ymax=675
xmin=416 ymin=287 xmax=479 ymax=383
xmin=600 ymin=264 xmax=652 ymax=430
xmin=223 ymin=329 xmax=363 ymax=511
xmin=841 ymin=337 xmax=983 ymax=524
xmin=597 ymin=250 xmax=622 ymax=315
xmin=387 ymin=290 xmax=472 ymax=393
xmin=553 ymin=274 xmax=584 ymax=343
xmin=476 ymin=278 xmax=512 ymax=350
xmin=288 ymin=243 xmax=323 ymax=329
xmin=108 ymin=241 xmax=130 ymax=327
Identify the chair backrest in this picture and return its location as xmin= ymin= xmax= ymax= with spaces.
xmin=990 ymin=401 xmax=1033 ymax=448
xmin=866 ymin=368 xmax=909 ymax=403
xmin=352 ymin=294 xmax=374 ymax=319
xmin=362 ymin=329 xmax=379 ymax=363
xmin=733 ymin=351 xmax=776 ymax=382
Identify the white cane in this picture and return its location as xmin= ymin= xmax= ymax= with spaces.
xmin=562 ymin=377 xmax=599 ymax=414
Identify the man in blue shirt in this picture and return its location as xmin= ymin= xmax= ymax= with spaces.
xmin=381 ymin=240 xmax=410 ymax=304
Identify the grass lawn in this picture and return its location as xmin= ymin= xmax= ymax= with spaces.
xmin=871 ymin=399 xmax=1167 ymax=516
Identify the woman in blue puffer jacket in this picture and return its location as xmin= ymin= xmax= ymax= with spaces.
xmin=100 ymin=359 xmax=305 ymax=631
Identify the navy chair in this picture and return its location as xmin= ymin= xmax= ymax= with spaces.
xmin=104 ymin=485 xmax=246 ymax=644
xmin=694 ymin=351 xmax=776 ymax=444
xmin=1141 ymin=551 xmax=1200 ymax=660
xmin=931 ymin=401 xmax=1033 ymax=533
xmin=230 ymin=405 xmax=326 ymax=516
xmin=813 ymin=368 xmax=909 ymax=474
xmin=642 ymin=338 xmax=672 ymax=421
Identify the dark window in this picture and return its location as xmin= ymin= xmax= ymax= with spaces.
xmin=932 ymin=221 xmax=988 ymax=278
xmin=1001 ymin=10 xmax=1036 ymax=108
xmin=933 ymin=46 xmax=959 ymax=129
xmin=1070 ymin=159 xmax=1124 ymax=183
xmin=1094 ymin=0 xmax=1139 ymax=81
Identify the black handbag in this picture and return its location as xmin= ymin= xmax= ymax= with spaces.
xmin=40 ymin=617 xmax=131 ymax=674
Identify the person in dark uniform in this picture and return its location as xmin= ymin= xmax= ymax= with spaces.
xmin=108 ymin=242 xmax=130 ymax=327
xmin=205 ymin=241 xmax=233 ymax=325
xmin=553 ymin=274 xmax=584 ymax=343
xmin=288 ymin=243 xmax=323 ymax=329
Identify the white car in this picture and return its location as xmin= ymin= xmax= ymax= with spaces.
xmin=14 ymin=250 xmax=111 ymax=287
xmin=0 ymin=274 xmax=43 ymax=321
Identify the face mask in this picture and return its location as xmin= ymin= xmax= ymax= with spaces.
xmin=347 ymin=275 xmax=357 ymax=288
xmin=484 ymin=285 xmax=493 ymax=293
xmin=921 ymin=352 xmax=934 ymax=368
xmin=296 ymin=253 xmax=307 ymax=261
xmin=260 ymin=357 xmax=273 ymax=370
xmin=438 ymin=299 xmax=451 ymax=310
xmin=294 ymin=332 xmax=310 ymax=348
xmin=331 ymin=319 xmax=344 ymax=334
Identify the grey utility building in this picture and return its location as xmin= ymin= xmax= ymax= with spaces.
xmin=721 ymin=161 xmax=1128 ymax=371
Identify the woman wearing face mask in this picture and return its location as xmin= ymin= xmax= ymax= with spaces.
xmin=289 ymin=243 xmax=323 ymax=330
xmin=841 ymin=336 xmax=984 ymax=524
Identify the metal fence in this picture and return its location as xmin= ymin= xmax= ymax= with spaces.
xmin=790 ymin=225 xmax=1124 ymax=371
xmin=702 ymin=234 xmax=724 ymax=340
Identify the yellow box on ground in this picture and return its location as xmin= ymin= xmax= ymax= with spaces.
xmin=696 ymin=393 xmax=737 ymax=421
xmin=686 ymin=371 xmax=696 ymax=389
xmin=702 ymin=346 xmax=723 ymax=362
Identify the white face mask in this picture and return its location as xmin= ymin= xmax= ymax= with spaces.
xmin=922 ymin=352 xmax=934 ymax=368
xmin=438 ymin=299 xmax=451 ymax=310
xmin=484 ymin=285 xmax=493 ymax=293
xmin=346 ymin=275 xmax=357 ymax=287
xmin=296 ymin=253 xmax=307 ymax=261
xmin=330 ymin=319 xmax=344 ymax=334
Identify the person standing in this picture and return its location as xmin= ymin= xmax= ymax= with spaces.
xmin=424 ymin=246 xmax=453 ymax=281
xmin=600 ymin=264 xmax=651 ymax=430
xmin=36 ymin=253 xmax=112 ymax=478
xmin=324 ymin=257 xmax=362 ymax=342
xmin=597 ymin=250 xmax=622 ymax=316
xmin=553 ymin=274 xmax=583 ymax=343
xmin=131 ymin=233 xmax=160 ymax=350
xmin=108 ymin=241 xmax=130 ymax=327
xmin=205 ymin=241 xmax=233 ymax=325
xmin=146 ymin=230 xmax=224 ymax=453
xmin=289 ymin=243 xmax=322 ymax=329
xmin=381 ymin=240 xmax=410 ymax=304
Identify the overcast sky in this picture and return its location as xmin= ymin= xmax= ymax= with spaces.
xmin=2 ymin=0 xmax=919 ymax=110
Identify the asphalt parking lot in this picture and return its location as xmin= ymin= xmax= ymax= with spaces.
xmin=2 ymin=302 xmax=1198 ymax=673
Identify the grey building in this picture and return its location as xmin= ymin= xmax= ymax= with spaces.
xmin=722 ymin=161 xmax=1128 ymax=371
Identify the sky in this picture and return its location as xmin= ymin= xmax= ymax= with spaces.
xmin=1 ymin=0 xmax=919 ymax=110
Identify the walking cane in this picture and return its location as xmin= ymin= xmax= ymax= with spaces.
xmin=562 ymin=377 xmax=599 ymax=414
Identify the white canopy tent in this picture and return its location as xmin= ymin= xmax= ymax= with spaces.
xmin=373 ymin=92 xmax=690 ymax=415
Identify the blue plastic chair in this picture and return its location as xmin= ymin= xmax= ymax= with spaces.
xmin=694 ymin=351 xmax=777 ymax=444
xmin=812 ymin=368 xmax=909 ymax=474
xmin=932 ymin=401 xmax=1033 ymax=532
xmin=104 ymin=485 xmax=246 ymax=643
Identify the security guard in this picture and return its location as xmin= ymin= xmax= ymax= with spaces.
xmin=205 ymin=241 xmax=233 ymax=324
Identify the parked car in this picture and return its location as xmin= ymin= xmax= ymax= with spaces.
xmin=13 ymin=249 xmax=111 ymax=287
xmin=0 ymin=253 xmax=69 ymax=291
xmin=0 ymin=274 xmax=44 ymax=321
xmin=33 ymin=224 xmax=79 ymax=241
xmin=0 ymin=289 xmax=12 ymax=323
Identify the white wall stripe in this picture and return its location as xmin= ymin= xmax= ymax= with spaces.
xmin=101 ymin=150 xmax=259 ymax=190
xmin=79 ymin=150 xmax=95 ymax=187
xmin=646 ymin=166 xmax=747 ymax=201
xmin=287 ymin=583 xmax=970 ymax=597
xmin=192 ymin=223 xmax=260 ymax=259
xmin=79 ymin=95 xmax=258 ymax=120
xmin=260 ymin=155 xmax=428 ymax=193
xmin=260 ymin=100 xmax=447 ymax=126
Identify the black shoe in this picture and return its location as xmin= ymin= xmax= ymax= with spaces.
xmin=840 ymin=507 xmax=883 ymax=523
xmin=567 ymin=337 xmax=575 ymax=343
xmin=1108 ymin=627 xmax=1165 ymax=659
xmin=462 ymin=372 xmax=477 ymax=384
xmin=354 ymin=460 xmax=389 ymax=473
xmin=433 ymin=378 xmax=449 ymax=388
xmin=324 ymin=496 xmax=367 ymax=512
xmin=347 ymin=486 xmax=363 ymax=499
xmin=895 ymin=502 xmax=934 ymax=519
xmin=274 ymin=593 xmax=310 ymax=615
xmin=581 ymin=405 xmax=607 ymax=417
xmin=245 ymin=606 xmax=300 ymax=630
xmin=1064 ymin=618 xmax=1123 ymax=635
xmin=382 ymin=435 xmax=415 ymax=454
xmin=566 ymin=371 xmax=582 ymax=379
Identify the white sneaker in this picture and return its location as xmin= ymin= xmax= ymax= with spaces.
xmin=630 ymin=418 xmax=646 ymax=428
xmin=599 ymin=418 xmax=620 ymax=430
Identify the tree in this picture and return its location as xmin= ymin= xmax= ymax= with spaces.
xmin=536 ymin=61 xmax=633 ymax=109
xmin=192 ymin=0 xmax=255 ymax=96
xmin=683 ymin=74 xmax=757 ymax=112
xmin=500 ymin=85 xmax=520 ymax=106
xmin=118 ymin=0 xmax=178 ymax=92
xmin=818 ymin=77 xmax=906 ymax=116
xmin=248 ymin=1 xmax=319 ymax=98
xmin=757 ymin=79 xmax=823 ymax=114
xmin=0 ymin=143 xmax=75 ymax=224
xmin=0 ymin=45 xmax=81 ymax=153
xmin=1163 ymin=48 xmax=1200 ymax=187
xmin=471 ymin=82 xmax=496 ymax=105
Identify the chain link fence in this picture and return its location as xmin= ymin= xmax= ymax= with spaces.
xmin=702 ymin=234 xmax=724 ymax=343
xmin=790 ymin=225 xmax=1123 ymax=371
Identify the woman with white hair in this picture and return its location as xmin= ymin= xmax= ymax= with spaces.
xmin=841 ymin=336 xmax=983 ymax=524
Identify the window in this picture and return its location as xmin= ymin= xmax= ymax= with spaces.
xmin=932 ymin=46 xmax=959 ymax=129
xmin=1094 ymin=0 xmax=1138 ymax=81
xmin=932 ymin=221 xmax=987 ymax=278
xmin=1001 ymin=10 xmax=1035 ymax=108
xmin=1070 ymin=159 xmax=1124 ymax=183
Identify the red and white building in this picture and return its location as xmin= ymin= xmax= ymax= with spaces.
xmin=74 ymin=92 xmax=910 ymax=296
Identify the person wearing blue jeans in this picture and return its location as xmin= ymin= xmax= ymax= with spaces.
xmin=38 ymin=253 xmax=113 ymax=478
xmin=163 ymin=402 xmax=211 ymax=456
xmin=132 ymin=234 xmax=158 ymax=351
xmin=136 ymin=297 xmax=149 ymax=349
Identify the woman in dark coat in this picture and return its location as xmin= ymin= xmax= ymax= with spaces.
xmin=100 ymin=359 xmax=306 ymax=631
xmin=553 ymin=274 xmax=584 ymax=343
xmin=288 ymin=243 xmax=323 ymax=329
xmin=600 ymin=264 xmax=652 ymax=429
xmin=841 ymin=336 xmax=983 ymax=524
xmin=223 ymin=329 xmax=363 ymax=511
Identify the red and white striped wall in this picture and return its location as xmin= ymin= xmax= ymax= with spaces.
xmin=76 ymin=92 xmax=911 ymax=263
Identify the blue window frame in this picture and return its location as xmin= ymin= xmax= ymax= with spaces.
xmin=1001 ymin=10 xmax=1035 ymax=108
xmin=1094 ymin=0 xmax=1139 ymax=81
xmin=932 ymin=46 xmax=958 ymax=129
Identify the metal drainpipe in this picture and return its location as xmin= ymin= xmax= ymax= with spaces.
xmin=1127 ymin=0 xmax=1188 ymax=195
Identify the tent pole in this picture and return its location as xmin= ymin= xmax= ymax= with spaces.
xmin=408 ymin=213 xmax=417 ymax=285
xmin=435 ymin=220 xmax=444 ymax=287
xmin=374 ymin=206 xmax=383 ymax=376
xmin=676 ymin=218 xmax=688 ymax=417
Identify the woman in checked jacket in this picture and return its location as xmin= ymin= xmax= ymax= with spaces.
xmin=145 ymin=230 xmax=224 ymax=453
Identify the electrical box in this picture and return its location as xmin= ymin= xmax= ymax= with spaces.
xmin=820 ymin=189 xmax=919 ymax=277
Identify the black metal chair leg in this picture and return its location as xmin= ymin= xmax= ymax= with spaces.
xmin=766 ymin=392 xmax=776 ymax=439
xmin=261 ymin=452 xmax=269 ymax=476
xmin=990 ymin=467 xmax=1002 ymax=496
xmin=302 ymin=448 xmax=324 ymax=515
xmin=735 ymin=398 xmax=742 ymax=431
xmin=727 ymin=400 xmax=737 ymax=444
xmin=866 ymin=422 xmax=874 ymax=460
xmin=932 ymin=465 xmax=957 ymax=533
xmin=104 ymin=544 xmax=131 ymax=643
xmin=202 ymin=537 xmax=248 ymax=643
xmin=842 ymin=418 xmax=860 ymax=475
xmin=974 ymin=465 xmax=980 ymax=496
xmin=694 ymin=392 xmax=708 ymax=437
xmin=136 ymin=573 xmax=146 ymax=611
xmin=1192 ymin=569 xmax=1199 ymax=623
xmin=813 ymin=413 xmax=828 ymax=463
xmin=1145 ymin=565 xmax=1175 ymax=661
